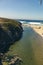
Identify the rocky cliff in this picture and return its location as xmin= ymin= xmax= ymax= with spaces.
xmin=0 ymin=18 xmax=23 ymax=53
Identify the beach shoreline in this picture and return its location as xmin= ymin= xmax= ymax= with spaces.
xmin=22 ymin=23 xmax=43 ymax=37
xmin=29 ymin=24 xmax=43 ymax=37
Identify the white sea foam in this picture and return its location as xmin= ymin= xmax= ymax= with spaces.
xmin=20 ymin=21 xmax=43 ymax=25
xmin=28 ymin=22 xmax=41 ymax=25
xmin=20 ymin=21 xmax=25 ymax=23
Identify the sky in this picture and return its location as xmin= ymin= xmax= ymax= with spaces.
xmin=0 ymin=0 xmax=43 ymax=20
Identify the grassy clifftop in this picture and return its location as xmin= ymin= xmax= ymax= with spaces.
xmin=0 ymin=17 xmax=21 ymax=26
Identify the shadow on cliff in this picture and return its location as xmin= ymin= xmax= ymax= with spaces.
xmin=0 ymin=23 xmax=23 ymax=54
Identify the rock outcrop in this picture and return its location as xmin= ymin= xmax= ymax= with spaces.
xmin=2 ymin=54 xmax=23 ymax=65
xmin=0 ymin=18 xmax=23 ymax=53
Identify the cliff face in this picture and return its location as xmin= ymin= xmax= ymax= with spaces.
xmin=0 ymin=18 xmax=23 ymax=53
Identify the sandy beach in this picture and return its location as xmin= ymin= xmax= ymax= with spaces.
xmin=22 ymin=23 xmax=43 ymax=37
xmin=29 ymin=24 xmax=43 ymax=37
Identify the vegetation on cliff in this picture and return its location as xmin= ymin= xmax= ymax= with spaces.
xmin=0 ymin=18 xmax=23 ymax=53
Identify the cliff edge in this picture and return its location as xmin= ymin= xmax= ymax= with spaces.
xmin=0 ymin=18 xmax=23 ymax=53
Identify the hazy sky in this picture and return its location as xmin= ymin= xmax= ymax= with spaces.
xmin=0 ymin=0 xmax=43 ymax=20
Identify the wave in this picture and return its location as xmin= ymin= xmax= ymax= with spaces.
xmin=20 ymin=21 xmax=42 ymax=25
xmin=28 ymin=22 xmax=41 ymax=24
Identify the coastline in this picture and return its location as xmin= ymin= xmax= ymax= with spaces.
xmin=7 ymin=23 xmax=43 ymax=65
xmin=29 ymin=24 xmax=43 ymax=37
xmin=22 ymin=23 xmax=43 ymax=37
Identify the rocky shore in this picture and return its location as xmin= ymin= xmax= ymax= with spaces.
xmin=0 ymin=18 xmax=23 ymax=65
